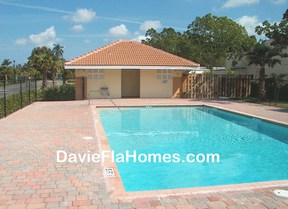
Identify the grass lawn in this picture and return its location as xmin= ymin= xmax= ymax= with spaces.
xmin=259 ymin=101 xmax=288 ymax=109
xmin=245 ymin=98 xmax=288 ymax=109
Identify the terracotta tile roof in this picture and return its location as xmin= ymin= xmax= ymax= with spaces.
xmin=65 ymin=40 xmax=199 ymax=67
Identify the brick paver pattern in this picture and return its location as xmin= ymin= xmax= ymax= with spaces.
xmin=0 ymin=100 xmax=288 ymax=209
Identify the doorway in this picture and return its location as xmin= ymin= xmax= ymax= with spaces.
xmin=121 ymin=69 xmax=140 ymax=98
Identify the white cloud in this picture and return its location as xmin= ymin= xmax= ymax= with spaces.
xmin=71 ymin=24 xmax=84 ymax=32
xmin=14 ymin=38 xmax=27 ymax=46
xmin=133 ymin=35 xmax=147 ymax=42
xmin=29 ymin=26 xmax=59 ymax=47
xmin=236 ymin=16 xmax=261 ymax=36
xmin=64 ymin=8 xmax=96 ymax=23
xmin=223 ymin=0 xmax=260 ymax=8
xmin=108 ymin=24 xmax=129 ymax=37
xmin=139 ymin=20 xmax=162 ymax=31
xmin=271 ymin=0 xmax=287 ymax=4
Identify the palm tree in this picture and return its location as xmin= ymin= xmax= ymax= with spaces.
xmin=50 ymin=56 xmax=63 ymax=86
xmin=0 ymin=59 xmax=12 ymax=81
xmin=52 ymin=44 xmax=64 ymax=58
xmin=28 ymin=47 xmax=54 ymax=88
xmin=21 ymin=63 xmax=38 ymax=78
xmin=247 ymin=42 xmax=281 ymax=101
xmin=52 ymin=44 xmax=65 ymax=84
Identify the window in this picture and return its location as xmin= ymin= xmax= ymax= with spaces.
xmin=87 ymin=69 xmax=104 ymax=80
xmin=156 ymin=70 xmax=172 ymax=80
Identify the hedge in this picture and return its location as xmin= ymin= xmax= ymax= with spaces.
xmin=0 ymin=91 xmax=37 ymax=118
xmin=40 ymin=84 xmax=75 ymax=101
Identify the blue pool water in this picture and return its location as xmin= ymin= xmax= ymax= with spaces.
xmin=99 ymin=106 xmax=288 ymax=192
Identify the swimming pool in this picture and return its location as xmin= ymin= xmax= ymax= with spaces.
xmin=99 ymin=106 xmax=288 ymax=192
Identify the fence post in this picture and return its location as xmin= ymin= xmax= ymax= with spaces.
xmin=248 ymin=75 xmax=252 ymax=97
xmin=20 ymin=78 xmax=23 ymax=108
xmin=35 ymin=77 xmax=37 ymax=101
xmin=3 ymin=80 xmax=6 ymax=117
xmin=28 ymin=78 xmax=31 ymax=104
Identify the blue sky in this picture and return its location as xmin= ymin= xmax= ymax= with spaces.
xmin=0 ymin=0 xmax=287 ymax=64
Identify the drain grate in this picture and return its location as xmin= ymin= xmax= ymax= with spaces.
xmin=103 ymin=168 xmax=115 ymax=177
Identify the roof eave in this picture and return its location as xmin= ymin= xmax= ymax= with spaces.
xmin=64 ymin=65 xmax=201 ymax=70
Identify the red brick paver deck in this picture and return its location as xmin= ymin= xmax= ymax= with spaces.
xmin=0 ymin=99 xmax=288 ymax=209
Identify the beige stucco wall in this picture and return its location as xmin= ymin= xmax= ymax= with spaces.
xmin=87 ymin=69 xmax=121 ymax=99
xmin=75 ymin=69 xmax=184 ymax=99
xmin=140 ymin=70 xmax=173 ymax=98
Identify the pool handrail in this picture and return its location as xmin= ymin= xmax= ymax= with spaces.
xmin=88 ymin=88 xmax=120 ymax=111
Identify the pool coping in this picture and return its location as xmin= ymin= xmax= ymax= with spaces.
xmin=92 ymin=104 xmax=288 ymax=200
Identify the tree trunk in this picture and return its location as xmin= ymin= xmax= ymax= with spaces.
xmin=258 ymin=66 xmax=266 ymax=101
xmin=42 ymin=70 xmax=47 ymax=88
xmin=4 ymin=74 xmax=7 ymax=82
xmin=62 ymin=68 xmax=67 ymax=85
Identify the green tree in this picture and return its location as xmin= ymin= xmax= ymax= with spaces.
xmin=16 ymin=64 xmax=34 ymax=79
xmin=142 ymin=28 xmax=192 ymax=60
xmin=252 ymin=10 xmax=287 ymax=101
xmin=28 ymin=47 xmax=54 ymax=88
xmin=185 ymin=14 xmax=256 ymax=69
xmin=143 ymin=14 xmax=256 ymax=70
xmin=21 ymin=63 xmax=40 ymax=78
xmin=266 ymin=73 xmax=287 ymax=104
xmin=247 ymin=42 xmax=281 ymax=101
xmin=256 ymin=9 xmax=288 ymax=49
xmin=52 ymin=44 xmax=64 ymax=58
xmin=52 ymin=44 xmax=66 ymax=85
xmin=0 ymin=59 xmax=13 ymax=81
xmin=50 ymin=56 xmax=58 ymax=86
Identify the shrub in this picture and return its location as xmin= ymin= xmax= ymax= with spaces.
xmin=41 ymin=84 xmax=75 ymax=101
xmin=279 ymin=84 xmax=288 ymax=101
xmin=250 ymin=81 xmax=258 ymax=98
xmin=0 ymin=91 xmax=37 ymax=118
xmin=249 ymin=78 xmax=288 ymax=101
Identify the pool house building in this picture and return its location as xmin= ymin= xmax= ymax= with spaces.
xmin=65 ymin=40 xmax=200 ymax=100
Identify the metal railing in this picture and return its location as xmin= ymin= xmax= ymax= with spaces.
xmin=88 ymin=88 xmax=120 ymax=110
xmin=88 ymin=90 xmax=100 ymax=105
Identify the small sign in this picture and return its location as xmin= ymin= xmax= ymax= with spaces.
xmin=83 ymin=136 xmax=93 ymax=140
xmin=274 ymin=190 xmax=288 ymax=198
xmin=103 ymin=168 xmax=115 ymax=177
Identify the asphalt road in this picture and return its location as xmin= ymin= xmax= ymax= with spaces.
xmin=0 ymin=80 xmax=61 ymax=98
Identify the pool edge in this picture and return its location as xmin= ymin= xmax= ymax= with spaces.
xmin=92 ymin=104 xmax=288 ymax=200
xmin=203 ymin=104 xmax=288 ymax=128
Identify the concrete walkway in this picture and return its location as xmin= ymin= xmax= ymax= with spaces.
xmin=0 ymin=100 xmax=288 ymax=209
